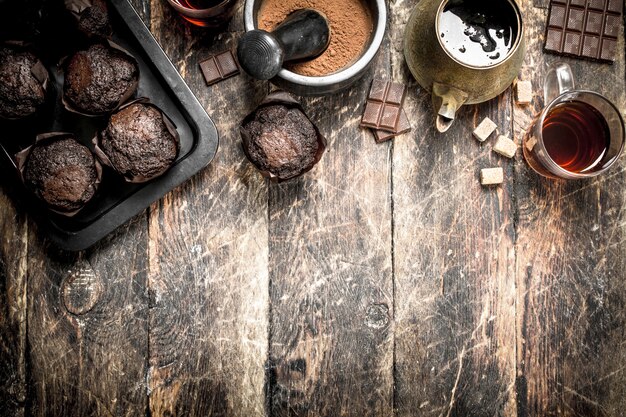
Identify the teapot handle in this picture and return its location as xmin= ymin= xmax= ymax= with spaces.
xmin=432 ymin=82 xmax=469 ymax=133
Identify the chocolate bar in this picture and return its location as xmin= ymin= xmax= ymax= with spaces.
xmin=361 ymin=80 xmax=407 ymax=132
xmin=373 ymin=110 xmax=412 ymax=143
xmin=199 ymin=50 xmax=240 ymax=86
xmin=544 ymin=0 xmax=623 ymax=63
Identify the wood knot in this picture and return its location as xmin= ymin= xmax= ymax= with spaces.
xmin=365 ymin=304 xmax=389 ymax=329
xmin=61 ymin=263 xmax=102 ymax=315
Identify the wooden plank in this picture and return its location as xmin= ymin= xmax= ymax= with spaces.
xmin=145 ymin=2 xmax=269 ymax=416
xmin=391 ymin=1 xmax=518 ymax=415
xmin=513 ymin=4 xmax=626 ymax=416
xmin=266 ymin=38 xmax=394 ymax=417
xmin=7 ymin=3 xmax=152 ymax=416
xmin=26 ymin=214 xmax=150 ymax=417
xmin=0 ymin=185 xmax=28 ymax=417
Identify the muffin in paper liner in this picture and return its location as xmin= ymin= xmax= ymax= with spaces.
xmin=240 ymin=91 xmax=327 ymax=182
xmin=65 ymin=0 xmax=113 ymax=39
xmin=62 ymin=40 xmax=139 ymax=117
xmin=93 ymin=98 xmax=181 ymax=183
xmin=0 ymin=41 xmax=51 ymax=121
xmin=16 ymin=132 xmax=103 ymax=217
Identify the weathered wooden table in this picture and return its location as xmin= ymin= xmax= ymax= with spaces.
xmin=1 ymin=0 xmax=625 ymax=416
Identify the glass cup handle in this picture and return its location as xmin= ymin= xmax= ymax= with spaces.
xmin=544 ymin=62 xmax=576 ymax=104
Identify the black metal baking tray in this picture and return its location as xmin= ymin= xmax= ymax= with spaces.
xmin=0 ymin=0 xmax=219 ymax=251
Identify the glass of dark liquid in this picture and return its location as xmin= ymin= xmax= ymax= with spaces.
xmin=166 ymin=0 xmax=240 ymax=28
xmin=523 ymin=62 xmax=624 ymax=180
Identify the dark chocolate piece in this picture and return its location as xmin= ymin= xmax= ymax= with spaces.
xmin=373 ymin=110 xmax=412 ymax=143
xmin=360 ymin=80 xmax=407 ymax=132
xmin=199 ymin=50 xmax=240 ymax=86
xmin=544 ymin=0 xmax=623 ymax=63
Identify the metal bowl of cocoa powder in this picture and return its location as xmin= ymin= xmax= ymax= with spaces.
xmin=244 ymin=0 xmax=386 ymax=96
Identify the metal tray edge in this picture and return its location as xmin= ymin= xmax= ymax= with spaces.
xmin=45 ymin=0 xmax=219 ymax=251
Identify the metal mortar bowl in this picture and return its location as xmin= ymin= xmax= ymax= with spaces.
xmin=243 ymin=0 xmax=387 ymax=96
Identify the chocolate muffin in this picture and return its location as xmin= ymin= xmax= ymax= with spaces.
xmin=63 ymin=43 xmax=139 ymax=115
xmin=65 ymin=0 xmax=112 ymax=39
xmin=97 ymin=101 xmax=179 ymax=182
xmin=241 ymin=102 xmax=324 ymax=181
xmin=0 ymin=45 xmax=48 ymax=119
xmin=22 ymin=135 xmax=100 ymax=213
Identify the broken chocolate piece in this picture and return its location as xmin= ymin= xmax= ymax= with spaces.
xmin=373 ymin=110 xmax=412 ymax=143
xmin=544 ymin=0 xmax=623 ymax=63
xmin=360 ymin=79 xmax=407 ymax=132
xmin=199 ymin=50 xmax=240 ymax=86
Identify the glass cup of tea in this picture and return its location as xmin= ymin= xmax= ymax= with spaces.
xmin=165 ymin=0 xmax=240 ymax=28
xmin=523 ymin=62 xmax=625 ymax=180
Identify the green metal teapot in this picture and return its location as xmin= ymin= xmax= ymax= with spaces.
xmin=404 ymin=0 xmax=526 ymax=132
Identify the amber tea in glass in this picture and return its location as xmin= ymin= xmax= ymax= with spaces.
xmin=166 ymin=0 xmax=240 ymax=28
xmin=523 ymin=63 xmax=624 ymax=180
xmin=540 ymin=101 xmax=610 ymax=174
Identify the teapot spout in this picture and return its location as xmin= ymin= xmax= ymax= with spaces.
xmin=432 ymin=82 xmax=469 ymax=133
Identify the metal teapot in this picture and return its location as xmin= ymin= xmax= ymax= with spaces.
xmin=404 ymin=0 xmax=525 ymax=132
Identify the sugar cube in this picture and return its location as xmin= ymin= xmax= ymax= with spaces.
xmin=516 ymin=80 xmax=533 ymax=105
xmin=480 ymin=168 xmax=504 ymax=186
xmin=492 ymin=135 xmax=518 ymax=159
xmin=473 ymin=117 xmax=498 ymax=142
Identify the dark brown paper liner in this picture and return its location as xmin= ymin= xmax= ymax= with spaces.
xmin=93 ymin=98 xmax=181 ymax=183
xmin=239 ymin=91 xmax=327 ymax=182
xmin=16 ymin=132 xmax=103 ymax=217
xmin=0 ymin=42 xmax=51 ymax=121
xmin=65 ymin=0 xmax=113 ymax=39
xmin=62 ymin=40 xmax=139 ymax=117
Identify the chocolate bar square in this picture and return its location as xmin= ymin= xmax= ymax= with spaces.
xmin=544 ymin=0 xmax=623 ymax=63
xmin=199 ymin=50 xmax=240 ymax=86
xmin=360 ymin=80 xmax=407 ymax=132
xmin=588 ymin=0 xmax=606 ymax=10
xmin=582 ymin=35 xmax=601 ymax=58
xmin=373 ymin=110 xmax=411 ymax=143
xmin=584 ymin=11 xmax=604 ymax=35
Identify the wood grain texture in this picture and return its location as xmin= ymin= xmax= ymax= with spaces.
xmin=1 ymin=1 xmax=626 ymax=416
xmin=145 ymin=2 xmax=270 ymax=416
xmin=0 ymin=184 xmax=28 ymax=417
xmin=266 ymin=38 xmax=394 ymax=417
xmin=391 ymin=0 xmax=518 ymax=415
xmin=513 ymin=3 xmax=626 ymax=417
xmin=26 ymin=217 xmax=149 ymax=417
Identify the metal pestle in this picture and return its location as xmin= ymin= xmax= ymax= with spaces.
xmin=237 ymin=9 xmax=330 ymax=80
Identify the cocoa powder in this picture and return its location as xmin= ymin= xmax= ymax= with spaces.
xmin=258 ymin=0 xmax=373 ymax=77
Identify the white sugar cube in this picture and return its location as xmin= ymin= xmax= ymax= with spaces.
xmin=516 ymin=80 xmax=533 ymax=104
xmin=473 ymin=117 xmax=498 ymax=142
xmin=493 ymin=135 xmax=518 ymax=159
xmin=480 ymin=168 xmax=504 ymax=186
